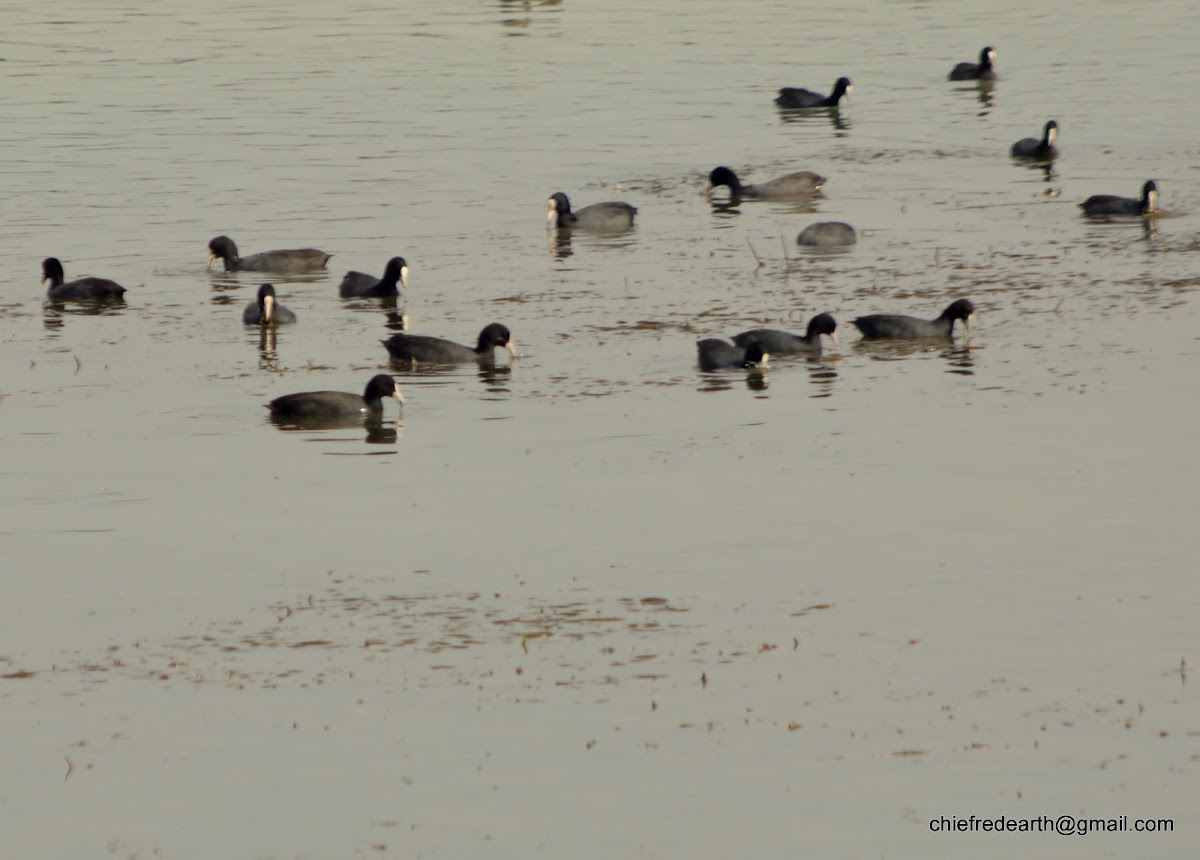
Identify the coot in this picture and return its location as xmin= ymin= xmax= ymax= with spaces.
xmin=339 ymin=256 xmax=409 ymax=298
xmin=267 ymin=374 xmax=404 ymax=419
xmin=1079 ymin=180 xmax=1158 ymax=216
xmin=1011 ymin=120 xmax=1059 ymax=159
xmin=546 ymin=192 xmax=637 ymax=230
xmin=775 ymin=77 xmax=852 ymax=109
xmin=382 ymin=323 xmax=516 ymax=363
xmin=949 ymin=47 xmax=997 ymax=81
xmin=243 ymin=283 xmax=296 ymax=325
xmin=852 ymin=299 xmax=975 ymax=339
xmin=797 ymin=222 xmax=857 ymax=246
xmin=697 ymin=339 xmax=769 ymax=371
xmin=208 ymin=235 xmax=331 ymax=273
xmin=732 ymin=313 xmax=838 ymax=353
xmin=706 ymin=166 xmax=825 ymax=199
xmin=41 ymin=257 xmax=127 ymax=302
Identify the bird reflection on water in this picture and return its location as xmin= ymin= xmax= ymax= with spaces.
xmin=268 ymin=412 xmax=403 ymax=446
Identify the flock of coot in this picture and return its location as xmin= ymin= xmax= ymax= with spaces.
xmin=692 ymin=46 xmax=1158 ymax=371
xmin=38 ymin=45 xmax=1161 ymax=419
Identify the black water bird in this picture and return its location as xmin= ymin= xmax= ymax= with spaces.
xmin=546 ymin=192 xmax=637 ymax=230
xmin=949 ymin=47 xmax=997 ymax=81
xmin=797 ymin=222 xmax=856 ymax=246
xmin=706 ymin=166 xmax=825 ymax=200
xmin=267 ymin=374 xmax=404 ymax=419
xmin=733 ymin=313 xmax=838 ymax=354
xmin=339 ymin=256 xmax=409 ymax=298
xmin=243 ymin=283 xmax=296 ymax=325
xmin=852 ymin=299 xmax=975 ymax=339
xmin=697 ymin=339 xmax=769 ymax=371
xmin=208 ymin=235 xmax=331 ymax=273
xmin=1011 ymin=120 xmax=1059 ymax=160
xmin=775 ymin=76 xmax=852 ymax=109
xmin=1079 ymin=180 xmax=1158 ymax=217
xmin=382 ymin=323 xmax=516 ymax=364
xmin=41 ymin=257 xmax=127 ymax=302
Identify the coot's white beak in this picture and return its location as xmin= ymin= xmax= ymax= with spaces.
xmin=400 ymin=265 xmax=410 ymax=290
xmin=207 ymin=252 xmax=218 ymax=271
xmin=263 ymin=293 xmax=275 ymax=323
xmin=505 ymin=340 xmax=518 ymax=358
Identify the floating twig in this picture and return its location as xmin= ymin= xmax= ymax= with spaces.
xmin=745 ymin=237 xmax=763 ymax=269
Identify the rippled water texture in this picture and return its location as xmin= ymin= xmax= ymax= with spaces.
xmin=2 ymin=1 xmax=1197 ymax=857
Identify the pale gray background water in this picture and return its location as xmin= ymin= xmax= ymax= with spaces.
xmin=1 ymin=1 xmax=1197 ymax=857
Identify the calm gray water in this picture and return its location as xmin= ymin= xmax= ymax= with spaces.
xmin=2 ymin=1 xmax=1198 ymax=857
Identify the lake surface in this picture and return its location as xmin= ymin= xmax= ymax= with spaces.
xmin=1 ymin=1 xmax=1197 ymax=857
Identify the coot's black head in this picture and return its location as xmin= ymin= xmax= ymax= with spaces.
xmin=1142 ymin=180 xmax=1159 ymax=211
xmin=547 ymin=192 xmax=572 ymax=215
xmin=831 ymin=77 xmax=853 ymax=98
xmin=383 ymin=256 xmax=410 ymax=289
xmin=980 ymin=46 xmax=996 ymax=68
xmin=477 ymin=322 xmax=516 ymax=356
xmin=743 ymin=342 xmax=768 ymax=366
xmin=256 ymin=283 xmax=277 ymax=304
xmin=707 ymin=166 xmax=743 ymax=193
xmin=1043 ymin=120 xmax=1058 ymax=145
xmin=940 ymin=299 xmax=976 ymax=331
xmin=363 ymin=374 xmax=404 ymax=404
xmin=806 ymin=312 xmax=839 ymax=341
xmin=208 ymin=235 xmax=238 ymax=260
xmin=41 ymin=257 xmax=65 ymax=285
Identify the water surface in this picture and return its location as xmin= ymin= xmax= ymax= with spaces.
xmin=1 ymin=1 xmax=1197 ymax=857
